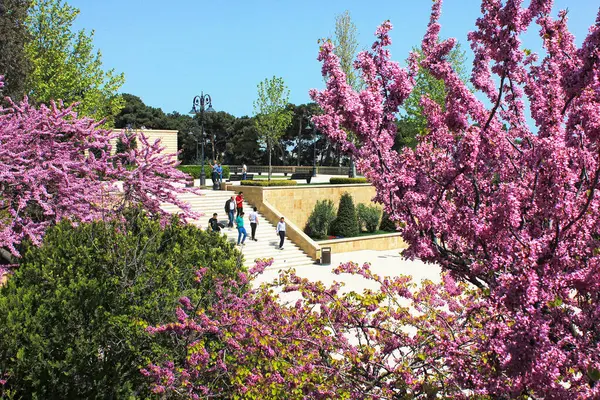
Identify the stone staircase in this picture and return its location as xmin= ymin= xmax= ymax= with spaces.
xmin=161 ymin=190 xmax=315 ymax=271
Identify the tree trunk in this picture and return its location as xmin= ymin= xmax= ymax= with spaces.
xmin=268 ymin=137 xmax=272 ymax=181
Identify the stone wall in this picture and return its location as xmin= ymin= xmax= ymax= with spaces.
xmin=110 ymin=129 xmax=178 ymax=159
xmin=318 ymin=233 xmax=405 ymax=255
xmin=262 ymin=184 xmax=377 ymax=231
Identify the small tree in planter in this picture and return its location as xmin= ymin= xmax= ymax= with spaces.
xmin=331 ymin=193 xmax=359 ymax=237
xmin=357 ymin=203 xmax=382 ymax=233
xmin=305 ymin=200 xmax=336 ymax=239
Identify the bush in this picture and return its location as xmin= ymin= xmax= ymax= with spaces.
xmin=241 ymin=180 xmax=298 ymax=187
xmin=329 ymin=177 xmax=368 ymax=184
xmin=305 ymin=200 xmax=337 ymax=239
xmin=0 ymin=212 xmax=242 ymax=399
xmin=331 ymin=193 xmax=359 ymax=238
xmin=379 ymin=211 xmax=397 ymax=232
xmin=177 ymin=165 xmax=230 ymax=179
xmin=357 ymin=204 xmax=382 ymax=233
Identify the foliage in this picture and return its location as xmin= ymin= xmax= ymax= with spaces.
xmin=331 ymin=10 xmax=361 ymax=92
xmin=0 ymin=85 xmax=198 ymax=264
xmin=241 ymin=180 xmax=297 ymax=187
xmin=0 ymin=213 xmax=242 ymax=398
xmin=379 ymin=211 xmax=397 ymax=232
xmin=329 ymin=177 xmax=367 ymax=184
xmin=0 ymin=0 xmax=31 ymax=102
xmin=305 ymin=200 xmax=336 ymax=239
xmin=312 ymin=0 xmax=600 ymax=397
xmin=144 ymin=259 xmax=489 ymax=398
xmin=331 ymin=192 xmax=359 ymax=237
xmin=114 ymin=93 xmax=169 ymax=130
xmin=356 ymin=203 xmax=382 ymax=233
xmin=25 ymin=0 xmax=124 ymax=125
xmin=253 ymin=76 xmax=293 ymax=180
xmin=177 ymin=165 xmax=230 ymax=180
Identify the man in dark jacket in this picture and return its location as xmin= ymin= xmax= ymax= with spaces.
xmin=225 ymin=197 xmax=235 ymax=228
xmin=208 ymin=213 xmax=225 ymax=232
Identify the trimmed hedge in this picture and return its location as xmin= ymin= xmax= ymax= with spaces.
xmin=329 ymin=177 xmax=368 ymax=184
xmin=177 ymin=165 xmax=230 ymax=179
xmin=241 ymin=180 xmax=298 ymax=187
xmin=0 ymin=211 xmax=242 ymax=398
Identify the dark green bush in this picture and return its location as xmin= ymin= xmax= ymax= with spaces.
xmin=329 ymin=177 xmax=368 ymax=184
xmin=357 ymin=204 xmax=382 ymax=233
xmin=380 ymin=211 xmax=398 ymax=232
xmin=331 ymin=193 xmax=359 ymax=238
xmin=0 ymin=212 xmax=242 ymax=399
xmin=177 ymin=165 xmax=230 ymax=179
xmin=305 ymin=200 xmax=336 ymax=239
xmin=241 ymin=180 xmax=298 ymax=187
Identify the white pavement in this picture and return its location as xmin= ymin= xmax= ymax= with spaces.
xmin=253 ymin=248 xmax=441 ymax=293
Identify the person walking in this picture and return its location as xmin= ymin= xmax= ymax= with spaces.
xmin=236 ymin=211 xmax=247 ymax=246
xmin=225 ymin=196 xmax=235 ymax=228
xmin=276 ymin=216 xmax=286 ymax=250
xmin=235 ymin=192 xmax=244 ymax=216
xmin=249 ymin=207 xmax=259 ymax=241
xmin=211 ymin=160 xmax=218 ymax=188
xmin=208 ymin=213 xmax=224 ymax=232
xmin=242 ymin=163 xmax=248 ymax=180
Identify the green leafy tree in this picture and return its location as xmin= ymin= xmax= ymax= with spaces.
xmin=253 ymin=76 xmax=292 ymax=180
xmin=0 ymin=0 xmax=31 ymax=102
xmin=225 ymin=116 xmax=264 ymax=165
xmin=25 ymin=0 xmax=125 ymax=125
xmin=284 ymin=103 xmax=321 ymax=166
xmin=332 ymin=10 xmax=361 ymax=175
xmin=0 ymin=212 xmax=243 ymax=398
xmin=331 ymin=192 xmax=359 ymax=238
xmin=114 ymin=93 xmax=168 ymax=130
xmin=394 ymin=42 xmax=469 ymax=151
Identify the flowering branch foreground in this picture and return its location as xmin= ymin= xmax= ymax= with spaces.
xmin=307 ymin=0 xmax=600 ymax=397
xmin=0 ymin=81 xmax=199 ymax=267
xmin=144 ymin=259 xmax=486 ymax=399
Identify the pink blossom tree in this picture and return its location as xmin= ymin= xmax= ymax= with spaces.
xmin=310 ymin=0 xmax=600 ymax=397
xmin=0 ymin=79 xmax=198 ymax=265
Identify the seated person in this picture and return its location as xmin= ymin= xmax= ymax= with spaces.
xmin=208 ymin=213 xmax=225 ymax=232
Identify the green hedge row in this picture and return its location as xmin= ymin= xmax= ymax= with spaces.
xmin=177 ymin=165 xmax=231 ymax=179
xmin=329 ymin=177 xmax=368 ymax=184
xmin=241 ymin=180 xmax=298 ymax=187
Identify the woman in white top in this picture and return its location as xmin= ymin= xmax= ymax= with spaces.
xmin=276 ymin=217 xmax=286 ymax=250
xmin=249 ymin=207 xmax=259 ymax=241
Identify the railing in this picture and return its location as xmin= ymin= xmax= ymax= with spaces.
xmin=228 ymin=165 xmax=350 ymax=176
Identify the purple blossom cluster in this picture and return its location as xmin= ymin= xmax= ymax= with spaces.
xmin=311 ymin=0 xmax=600 ymax=397
xmin=0 ymin=84 xmax=199 ymax=268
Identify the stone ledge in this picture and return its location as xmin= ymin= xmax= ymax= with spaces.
xmin=317 ymin=232 xmax=406 ymax=254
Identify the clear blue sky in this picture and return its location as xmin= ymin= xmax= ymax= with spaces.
xmin=68 ymin=0 xmax=598 ymax=118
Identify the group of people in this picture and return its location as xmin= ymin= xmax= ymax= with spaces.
xmin=208 ymin=191 xmax=287 ymax=249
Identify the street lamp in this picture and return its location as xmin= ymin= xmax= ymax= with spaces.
xmin=189 ymin=92 xmax=215 ymax=186
xmin=306 ymin=120 xmax=318 ymax=177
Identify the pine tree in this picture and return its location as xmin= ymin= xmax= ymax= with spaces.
xmin=331 ymin=192 xmax=359 ymax=237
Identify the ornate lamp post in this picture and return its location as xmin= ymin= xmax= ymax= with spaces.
xmin=189 ymin=92 xmax=215 ymax=186
xmin=306 ymin=121 xmax=318 ymax=177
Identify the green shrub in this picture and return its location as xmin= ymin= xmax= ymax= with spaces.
xmin=357 ymin=204 xmax=382 ymax=233
xmin=329 ymin=177 xmax=368 ymax=184
xmin=380 ymin=211 xmax=398 ymax=232
xmin=331 ymin=193 xmax=359 ymax=238
xmin=177 ymin=165 xmax=230 ymax=179
xmin=241 ymin=180 xmax=298 ymax=187
xmin=305 ymin=200 xmax=337 ymax=239
xmin=0 ymin=211 xmax=242 ymax=399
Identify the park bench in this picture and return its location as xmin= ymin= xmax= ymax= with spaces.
xmin=290 ymin=173 xmax=312 ymax=184
xmin=230 ymin=174 xmax=254 ymax=181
